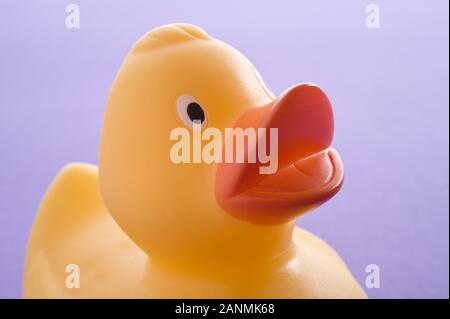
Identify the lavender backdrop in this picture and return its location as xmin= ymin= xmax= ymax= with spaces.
xmin=0 ymin=0 xmax=448 ymax=298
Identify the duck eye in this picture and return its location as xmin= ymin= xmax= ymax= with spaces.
xmin=176 ymin=95 xmax=207 ymax=128
xmin=187 ymin=102 xmax=205 ymax=123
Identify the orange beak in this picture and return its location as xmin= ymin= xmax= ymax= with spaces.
xmin=215 ymin=84 xmax=344 ymax=225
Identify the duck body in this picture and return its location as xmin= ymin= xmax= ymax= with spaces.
xmin=23 ymin=164 xmax=364 ymax=298
xmin=23 ymin=24 xmax=366 ymax=298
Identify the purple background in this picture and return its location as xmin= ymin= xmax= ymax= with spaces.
xmin=0 ymin=0 xmax=448 ymax=298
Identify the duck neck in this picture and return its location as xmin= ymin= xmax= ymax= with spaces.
xmin=151 ymin=221 xmax=297 ymax=271
xmin=221 ymin=220 xmax=297 ymax=262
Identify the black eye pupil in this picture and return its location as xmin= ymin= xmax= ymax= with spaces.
xmin=187 ymin=102 xmax=205 ymax=123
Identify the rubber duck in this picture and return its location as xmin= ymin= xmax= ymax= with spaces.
xmin=23 ymin=23 xmax=367 ymax=298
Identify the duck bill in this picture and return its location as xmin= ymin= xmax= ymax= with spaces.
xmin=215 ymin=84 xmax=344 ymax=225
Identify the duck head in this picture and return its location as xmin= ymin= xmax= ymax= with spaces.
xmin=99 ymin=24 xmax=343 ymax=264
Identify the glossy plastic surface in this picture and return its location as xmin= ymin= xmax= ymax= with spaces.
xmin=23 ymin=24 xmax=366 ymax=298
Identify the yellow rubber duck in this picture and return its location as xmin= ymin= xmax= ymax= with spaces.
xmin=23 ymin=24 xmax=367 ymax=298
